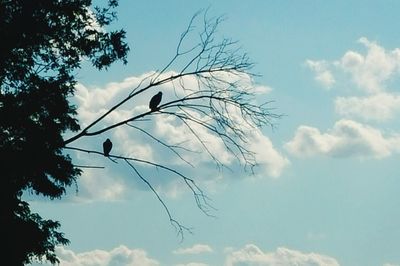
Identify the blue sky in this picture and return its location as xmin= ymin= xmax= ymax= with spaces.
xmin=29 ymin=1 xmax=400 ymax=265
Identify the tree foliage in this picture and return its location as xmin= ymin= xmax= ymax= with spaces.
xmin=0 ymin=0 xmax=128 ymax=264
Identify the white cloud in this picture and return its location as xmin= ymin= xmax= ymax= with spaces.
xmin=306 ymin=37 xmax=400 ymax=121
xmin=31 ymin=245 xmax=159 ymax=266
xmin=74 ymin=167 xmax=126 ymax=202
xmin=114 ymin=126 xmax=155 ymax=162
xmin=305 ymin=60 xmax=335 ymax=89
xmin=253 ymin=84 xmax=273 ymax=94
xmin=28 ymin=244 xmax=343 ymax=266
xmin=225 ymin=244 xmax=339 ymax=266
xmin=71 ymin=71 xmax=288 ymax=200
xmin=337 ymin=37 xmax=400 ymax=94
xmin=335 ymin=93 xmax=400 ymax=122
xmin=248 ymin=130 xmax=290 ymax=178
xmin=176 ymin=263 xmax=209 ymax=266
xmin=154 ymin=110 xmax=289 ymax=177
xmin=173 ymin=244 xmax=213 ymax=255
xmin=285 ymin=126 xmax=337 ymax=157
xmin=285 ymin=119 xmax=400 ymax=159
xmin=307 ymin=37 xmax=400 ymax=94
xmin=66 ymin=69 xmax=295 ymax=205
xmin=154 ymin=111 xmax=235 ymax=166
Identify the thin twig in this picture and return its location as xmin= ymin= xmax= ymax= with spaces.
xmin=124 ymin=159 xmax=192 ymax=241
xmin=73 ymin=165 xmax=105 ymax=169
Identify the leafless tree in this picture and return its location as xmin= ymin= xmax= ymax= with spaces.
xmin=64 ymin=10 xmax=280 ymax=240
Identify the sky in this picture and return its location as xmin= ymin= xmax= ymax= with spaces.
xmin=28 ymin=1 xmax=400 ymax=266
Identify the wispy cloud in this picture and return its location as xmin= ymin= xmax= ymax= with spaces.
xmin=335 ymin=93 xmax=400 ymax=122
xmin=175 ymin=263 xmax=209 ymax=266
xmin=307 ymin=37 xmax=400 ymax=94
xmin=69 ymin=71 xmax=289 ymax=201
xmin=30 ymin=245 xmax=159 ymax=266
xmin=173 ymin=244 xmax=213 ymax=255
xmin=293 ymin=38 xmax=400 ymax=161
xmin=337 ymin=37 xmax=400 ymax=94
xmin=285 ymin=119 xmax=400 ymax=159
xmin=305 ymin=59 xmax=335 ymax=89
xmin=225 ymin=244 xmax=339 ymax=266
xmin=306 ymin=37 xmax=400 ymax=122
xmin=73 ymin=167 xmax=126 ymax=202
xmin=29 ymin=244 xmax=341 ymax=266
xmin=247 ymin=130 xmax=290 ymax=178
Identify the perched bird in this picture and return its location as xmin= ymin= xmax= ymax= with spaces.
xmin=149 ymin=91 xmax=162 ymax=111
xmin=103 ymin=138 xmax=112 ymax=157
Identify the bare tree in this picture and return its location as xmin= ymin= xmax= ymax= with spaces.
xmin=64 ymin=10 xmax=280 ymax=240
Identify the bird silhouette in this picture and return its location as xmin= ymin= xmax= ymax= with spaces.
xmin=103 ymin=138 xmax=112 ymax=157
xmin=149 ymin=91 xmax=162 ymax=111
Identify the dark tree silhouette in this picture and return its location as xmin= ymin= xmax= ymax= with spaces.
xmin=1 ymin=1 xmax=279 ymax=264
xmin=0 ymin=0 xmax=128 ymax=265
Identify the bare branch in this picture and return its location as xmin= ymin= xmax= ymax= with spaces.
xmin=73 ymin=165 xmax=105 ymax=169
xmin=64 ymin=10 xmax=281 ymax=240
xmin=65 ymin=146 xmax=216 ymax=239
xmin=63 ymin=10 xmax=257 ymax=145
xmin=126 ymin=123 xmax=196 ymax=168
xmin=124 ymin=159 xmax=192 ymax=241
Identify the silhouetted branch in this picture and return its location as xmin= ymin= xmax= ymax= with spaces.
xmin=64 ymin=10 xmax=280 ymax=239
xmin=73 ymin=165 xmax=105 ymax=169
xmin=126 ymin=123 xmax=196 ymax=167
xmin=124 ymin=159 xmax=193 ymax=241
xmin=65 ymin=145 xmax=215 ymax=239
xmin=63 ymin=10 xmax=260 ymax=145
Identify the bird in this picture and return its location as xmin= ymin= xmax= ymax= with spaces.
xmin=103 ymin=138 xmax=112 ymax=157
xmin=149 ymin=91 xmax=162 ymax=111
